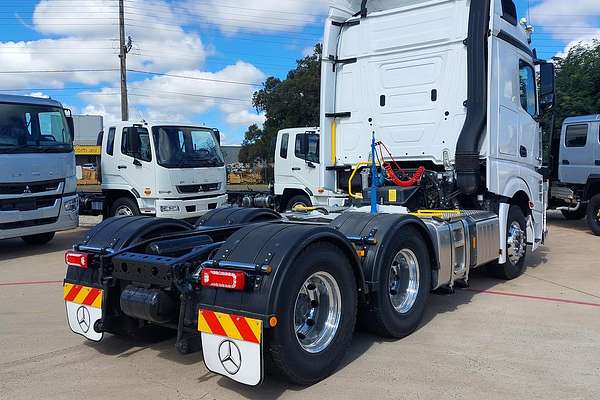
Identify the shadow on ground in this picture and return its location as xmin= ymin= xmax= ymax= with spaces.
xmin=77 ymin=244 xmax=550 ymax=400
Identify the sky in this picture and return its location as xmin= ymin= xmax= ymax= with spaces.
xmin=0 ymin=0 xmax=599 ymax=144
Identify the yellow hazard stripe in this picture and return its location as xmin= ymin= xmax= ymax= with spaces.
xmin=63 ymin=282 xmax=103 ymax=309
xmin=198 ymin=309 xmax=262 ymax=344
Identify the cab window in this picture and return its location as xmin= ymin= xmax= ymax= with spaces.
xmin=519 ymin=61 xmax=537 ymax=117
xmin=565 ymin=124 xmax=588 ymax=148
xmin=280 ymin=133 xmax=289 ymax=159
xmin=295 ymin=133 xmax=319 ymax=163
xmin=106 ymin=127 xmax=115 ymax=156
xmin=122 ymin=126 xmax=152 ymax=161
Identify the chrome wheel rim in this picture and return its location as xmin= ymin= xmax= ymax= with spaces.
xmin=388 ymin=249 xmax=420 ymax=314
xmin=294 ymin=271 xmax=342 ymax=353
xmin=115 ymin=205 xmax=134 ymax=216
xmin=507 ymin=221 xmax=526 ymax=265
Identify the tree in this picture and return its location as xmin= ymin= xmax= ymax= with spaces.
xmin=549 ymin=39 xmax=600 ymax=131
xmin=240 ymin=43 xmax=322 ymax=163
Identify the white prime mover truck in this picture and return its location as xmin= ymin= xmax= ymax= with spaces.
xmin=0 ymin=95 xmax=78 ymax=244
xmin=62 ymin=0 xmax=555 ymax=387
xmin=78 ymin=121 xmax=228 ymax=220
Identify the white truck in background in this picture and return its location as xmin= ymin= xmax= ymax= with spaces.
xmin=0 ymin=95 xmax=79 ymax=244
xmin=79 ymin=121 xmax=228 ymax=220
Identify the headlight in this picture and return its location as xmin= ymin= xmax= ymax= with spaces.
xmin=64 ymin=198 xmax=78 ymax=212
xmin=160 ymin=205 xmax=180 ymax=212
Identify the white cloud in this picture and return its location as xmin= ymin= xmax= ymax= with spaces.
xmin=0 ymin=0 xmax=206 ymax=89
xmin=530 ymin=0 xmax=600 ymax=56
xmin=80 ymin=61 xmax=266 ymax=126
xmin=183 ymin=0 xmax=328 ymax=34
xmin=1 ymin=0 xmax=270 ymax=131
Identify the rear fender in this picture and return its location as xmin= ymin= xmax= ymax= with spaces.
xmin=197 ymin=222 xmax=365 ymax=318
xmin=331 ymin=212 xmax=439 ymax=290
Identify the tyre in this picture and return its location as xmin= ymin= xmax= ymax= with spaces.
xmin=21 ymin=232 xmax=55 ymax=245
xmin=561 ymin=207 xmax=586 ymax=220
xmin=268 ymin=242 xmax=357 ymax=385
xmin=586 ymin=194 xmax=600 ymax=236
xmin=363 ymin=226 xmax=431 ymax=338
xmin=488 ymin=205 xmax=527 ymax=280
xmin=109 ymin=197 xmax=140 ymax=217
xmin=285 ymin=194 xmax=311 ymax=211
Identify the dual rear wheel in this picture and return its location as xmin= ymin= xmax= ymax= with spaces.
xmin=269 ymin=227 xmax=431 ymax=385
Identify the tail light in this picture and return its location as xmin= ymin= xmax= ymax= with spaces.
xmin=200 ymin=268 xmax=245 ymax=290
xmin=65 ymin=250 xmax=89 ymax=269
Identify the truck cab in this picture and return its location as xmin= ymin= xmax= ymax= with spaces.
xmin=90 ymin=121 xmax=228 ymax=220
xmin=0 ymin=95 xmax=79 ymax=244
xmin=550 ymin=115 xmax=600 ymax=234
xmin=274 ymin=127 xmax=348 ymax=210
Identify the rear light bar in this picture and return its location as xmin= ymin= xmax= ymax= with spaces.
xmin=65 ymin=250 xmax=89 ymax=269
xmin=200 ymin=268 xmax=245 ymax=290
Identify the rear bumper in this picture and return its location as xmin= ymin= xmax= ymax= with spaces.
xmin=0 ymin=194 xmax=79 ymax=240
xmin=155 ymin=194 xmax=228 ymax=219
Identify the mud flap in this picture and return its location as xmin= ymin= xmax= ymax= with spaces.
xmin=198 ymin=309 xmax=263 ymax=386
xmin=64 ymin=282 xmax=104 ymax=342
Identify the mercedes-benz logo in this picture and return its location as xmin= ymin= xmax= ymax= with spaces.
xmin=218 ymin=340 xmax=242 ymax=375
xmin=76 ymin=306 xmax=91 ymax=333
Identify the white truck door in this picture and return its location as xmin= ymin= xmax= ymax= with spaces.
xmin=559 ymin=122 xmax=593 ymax=184
xmin=289 ymin=131 xmax=321 ymax=192
xmin=117 ymin=126 xmax=156 ymax=195
xmin=100 ymin=127 xmax=122 ymax=187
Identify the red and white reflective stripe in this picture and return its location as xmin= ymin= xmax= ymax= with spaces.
xmin=65 ymin=251 xmax=89 ymax=269
xmin=200 ymin=268 xmax=245 ymax=290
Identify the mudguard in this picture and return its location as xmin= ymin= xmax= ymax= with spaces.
xmin=78 ymin=216 xmax=193 ymax=251
xmin=196 ymin=207 xmax=281 ymax=227
xmin=197 ymin=222 xmax=364 ymax=318
xmin=330 ymin=212 xmax=439 ymax=289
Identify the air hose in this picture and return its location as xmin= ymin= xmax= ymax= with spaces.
xmin=384 ymin=164 xmax=426 ymax=187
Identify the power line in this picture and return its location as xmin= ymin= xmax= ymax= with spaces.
xmin=127 ymin=69 xmax=262 ymax=87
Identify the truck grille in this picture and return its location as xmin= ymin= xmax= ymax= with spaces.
xmin=177 ymin=183 xmax=221 ymax=194
xmin=0 ymin=179 xmax=63 ymax=195
xmin=0 ymin=216 xmax=58 ymax=230
xmin=0 ymin=195 xmax=61 ymax=212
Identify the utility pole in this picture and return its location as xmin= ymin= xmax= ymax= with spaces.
xmin=118 ymin=0 xmax=132 ymax=121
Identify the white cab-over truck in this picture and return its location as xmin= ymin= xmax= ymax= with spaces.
xmin=62 ymin=0 xmax=555 ymax=387
xmin=0 ymin=95 xmax=78 ymax=244
xmin=79 ymin=121 xmax=228 ymax=220
xmin=548 ymin=115 xmax=600 ymax=235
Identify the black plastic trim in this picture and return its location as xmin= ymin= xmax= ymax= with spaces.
xmin=498 ymin=30 xmax=533 ymax=57
xmin=455 ymin=0 xmax=491 ymax=195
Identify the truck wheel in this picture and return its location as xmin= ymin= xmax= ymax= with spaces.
xmin=21 ymin=232 xmax=55 ymax=245
xmin=586 ymin=195 xmax=600 ymax=236
xmin=268 ymin=242 xmax=357 ymax=385
xmin=561 ymin=207 xmax=586 ymax=220
xmin=285 ymin=194 xmax=311 ymax=211
xmin=488 ymin=205 xmax=527 ymax=280
xmin=364 ymin=226 xmax=431 ymax=338
xmin=110 ymin=197 xmax=140 ymax=217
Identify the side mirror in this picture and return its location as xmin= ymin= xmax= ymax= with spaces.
xmin=539 ymin=63 xmax=555 ymax=112
xmin=64 ymin=109 xmax=75 ymax=142
xmin=213 ymin=129 xmax=221 ymax=145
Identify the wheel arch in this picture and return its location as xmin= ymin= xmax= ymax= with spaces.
xmin=502 ymin=177 xmax=532 ymax=217
xmin=280 ymin=188 xmax=311 ymax=210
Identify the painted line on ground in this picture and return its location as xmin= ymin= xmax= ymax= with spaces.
xmin=0 ymin=280 xmax=63 ymax=287
xmin=466 ymin=288 xmax=600 ymax=308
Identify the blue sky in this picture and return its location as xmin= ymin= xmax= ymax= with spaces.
xmin=0 ymin=0 xmax=598 ymax=144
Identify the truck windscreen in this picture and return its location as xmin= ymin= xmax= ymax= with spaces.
xmin=0 ymin=103 xmax=73 ymax=153
xmin=152 ymin=126 xmax=225 ymax=169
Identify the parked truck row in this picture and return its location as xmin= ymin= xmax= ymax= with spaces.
xmin=61 ymin=0 xmax=569 ymax=388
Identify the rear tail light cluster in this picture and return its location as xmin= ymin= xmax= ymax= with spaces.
xmin=200 ymin=268 xmax=245 ymax=290
xmin=65 ymin=250 xmax=89 ymax=269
